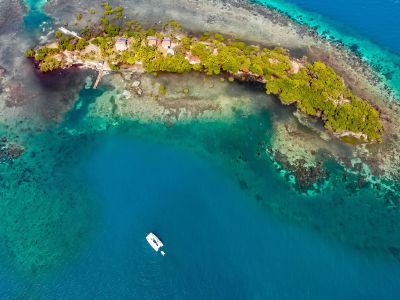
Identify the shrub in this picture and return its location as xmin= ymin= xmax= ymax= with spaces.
xmin=34 ymin=47 xmax=58 ymax=61
xmin=159 ymin=84 xmax=167 ymax=95
xmin=80 ymin=27 xmax=92 ymax=39
xmin=214 ymin=33 xmax=224 ymax=42
xmin=230 ymin=41 xmax=246 ymax=50
xmin=181 ymin=36 xmax=192 ymax=50
xmin=109 ymin=64 xmax=120 ymax=71
xmin=114 ymin=6 xmax=124 ymax=19
xmin=25 ymin=48 xmax=35 ymax=58
xmin=200 ymin=32 xmax=210 ymax=41
xmin=163 ymin=19 xmax=182 ymax=32
xmin=40 ymin=57 xmax=62 ymax=72
xmin=58 ymin=37 xmax=73 ymax=50
xmin=75 ymin=38 xmax=88 ymax=51
xmin=105 ymin=24 xmax=120 ymax=37
xmin=102 ymin=2 xmax=112 ymax=15
xmin=100 ymin=17 xmax=109 ymax=26
xmin=55 ymin=30 xmax=63 ymax=38
xmin=66 ymin=43 xmax=76 ymax=51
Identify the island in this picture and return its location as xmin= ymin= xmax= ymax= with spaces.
xmin=26 ymin=3 xmax=383 ymax=142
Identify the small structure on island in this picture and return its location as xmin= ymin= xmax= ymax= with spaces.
xmin=115 ymin=38 xmax=128 ymax=51
xmin=185 ymin=54 xmax=201 ymax=65
xmin=161 ymin=37 xmax=172 ymax=49
xmin=166 ymin=48 xmax=175 ymax=56
xmin=147 ymin=36 xmax=157 ymax=47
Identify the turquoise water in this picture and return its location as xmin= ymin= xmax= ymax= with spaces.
xmin=252 ymin=0 xmax=400 ymax=99
xmin=23 ymin=0 xmax=51 ymax=31
xmin=273 ymin=0 xmax=400 ymax=54
xmin=2 ymin=133 xmax=400 ymax=299
xmin=1 ymin=0 xmax=400 ymax=298
xmin=35 ymin=136 xmax=400 ymax=299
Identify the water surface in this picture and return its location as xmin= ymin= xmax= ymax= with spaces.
xmin=1 ymin=0 xmax=400 ymax=298
xmin=22 ymin=134 xmax=400 ymax=299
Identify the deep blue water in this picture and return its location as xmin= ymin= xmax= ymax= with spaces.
xmin=27 ymin=135 xmax=400 ymax=299
xmin=275 ymin=0 xmax=400 ymax=55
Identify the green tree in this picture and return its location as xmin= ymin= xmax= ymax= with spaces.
xmin=55 ymin=30 xmax=63 ymax=38
xmin=25 ymin=48 xmax=35 ymax=58
xmin=214 ymin=33 xmax=224 ymax=42
xmin=200 ymin=32 xmax=210 ymax=41
xmin=75 ymin=38 xmax=88 ymax=51
xmin=40 ymin=57 xmax=62 ymax=72
xmin=159 ymin=84 xmax=167 ymax=95
xmin=105 ymin=24 xmax=120 ymax=36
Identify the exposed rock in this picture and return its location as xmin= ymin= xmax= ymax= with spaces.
xmin=132 ymin=80 xmax=141 ymax=88
xmin=123 ymin=73 xmax=132 ymax=81
xmin=135 ymin=87 xmax=143 ymax=96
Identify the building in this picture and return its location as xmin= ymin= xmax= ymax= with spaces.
xmin=185 ymin=54 xmax=201 ymax=64
xmin=166 ymin=48 xmax=175 ymax=56
xmin=147 ymin=36 xmax=157 ymax=47
xmin=161 ymin=37 xmax=172 ymax=49
xmin=115 ymin=38 xmax=128 ymax=51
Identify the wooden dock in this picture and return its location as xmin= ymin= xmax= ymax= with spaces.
xmin=93 ymin=62 xmax=105 ymax=89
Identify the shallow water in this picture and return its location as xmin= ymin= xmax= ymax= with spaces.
xmin=23 ymin=0 xmax=51 ymax=31
xmin=253 ymin=0 xmax=400 ymax=99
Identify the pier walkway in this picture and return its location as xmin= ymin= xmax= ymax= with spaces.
xmin=93 ymin=61 xmax=105 ymax=89
xmin=59 ymin=27 xmax=81 ymax=39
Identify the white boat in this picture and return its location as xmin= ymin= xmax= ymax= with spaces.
xmin=146 ymin=233 xmax=166 ymax=256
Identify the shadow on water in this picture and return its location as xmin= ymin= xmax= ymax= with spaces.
xmin=63 ymin=84 xmax=110 ymax=126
